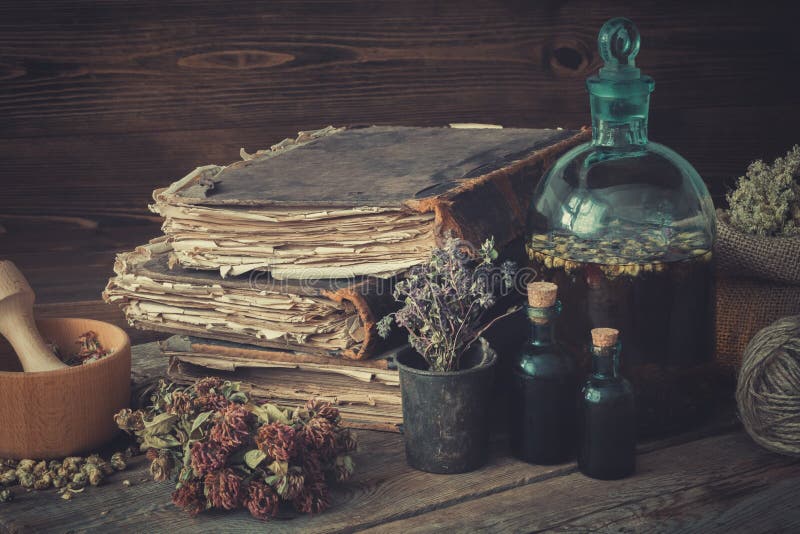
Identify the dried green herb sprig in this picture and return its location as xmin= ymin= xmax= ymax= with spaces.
xmin=727 ymin=145 xmax=800 ymax=237
xmin=116 ymin=379 xmax=356 ymax=521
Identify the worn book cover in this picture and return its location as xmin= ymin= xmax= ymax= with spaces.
xmin=152 ymin=125 xmax=589 ymax=279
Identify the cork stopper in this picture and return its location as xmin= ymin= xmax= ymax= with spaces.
xmin=527 ymin=282 xmax=558 ymax=308
xmin=591 ymin=328 xmax=619 ymax=348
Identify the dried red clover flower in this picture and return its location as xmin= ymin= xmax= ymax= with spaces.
xmin=204 ymin=468 xmax=243 ymax=510
xmin=292 ymin=480 xmax=331 ymax=514
xmin=245 ymin=480 xmax=280 ymax=520
xmin=190 ymin=441 xmax=226 ymax=477
xmin=194 ymin=377 xmax=224 ymax=396
xmin=172 ymin=481 xmax=204 ymax=516
xmin=168 ymin=391 xmax=194 ymax=415
xmin=114 ymin=409 xmax=144 ymax=433
xmin=335 ymin=428 xmax=358 ymax=454
xmin=209 ymin=404 xmax=254 ymax=452
xmin=194 ymin=393 xmax=229 ymax=412
xmin=275 ymin=471 xmax=305 ymax=500
xmin=305 ymin=399 xmax=341 ymax=423
xmin=256 ymin=422 xmax=297 ymax=462
xmin=301 ymin=416 xmax=337 ymax=459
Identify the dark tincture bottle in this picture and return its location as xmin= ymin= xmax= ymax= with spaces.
xmin=509 ymin=282 xmax=577 ymax=464
xmin=578 ymin=328 xmax=635 ymax=479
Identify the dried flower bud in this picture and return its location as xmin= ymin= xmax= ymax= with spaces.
xmin=275 ymin=470 xmax=305 ymax=500
xmin=171 ymin=481 xmax=204 ymax=516
xmin=194 ymin=393 xmax=228 ymax=412
xmin=61 ymin=490 xmax=73 ymax=501
xmin=62 ymin=457 xmax=83 ymax=474
xmin=48 ymin=460 xmax=61 ymax=471
xmin=335 ymin=428 xmax=358 ymax=454
xmin=82 ymin=464 xmax=104 ymax=486
xmin=255 ymin=422 xmax=297 ymax=462
xmin=17 ymin=471 xmax=35 ymax=489
xmin=33 ymin=472 xmax=53 ymax=490
xmin=332 ymin=455 xmax=355 ymax=482
xmin=32 ymin=460 xmax=47 ymax=476
xmin=52 ymin=475 xmax=67 ymax=489
xmin=245 ymin=480 xmax=279 ymax=520
xmin=209 ymin=404 xmax=254 ymax=452
xmin=149 ymin=453 xmax=174 ymax=482
xmin=190 ymin=441 xmax=226 ymax=477
xmin=85 ymin=454 xmax=102 ymax=466
xmin=204 ymin=469 xmax=243 ymax=510
xmin=114 ymin=409 xmax=145 ymax=433
xmin=0 ymin=470 xmax=17 ymax=487
xmin=16 ymin=459 xmax=36 ymax=471
xmin=305 ymin=399 xmax=341 ymax=423
xmin=110 ymin=452 xmax=127 ymax=472
xmin=0 ymin=488 xmax=13 ymax=503
xmin=194 ymin=377 xmax=224 ymax=396
xmin=145 ymin=448 xmax=159 ymax=462
xmin=168 ymin=391 xmax=194 ymax=415
xmin=292 ymin=480 xmax=330 ymax=514
xmin=300 ymin=416 xmax=337 ymax=459
xmin=71 ymin=472 xmax=88 ymax=490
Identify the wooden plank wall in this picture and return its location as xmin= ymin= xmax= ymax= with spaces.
xmin=0 ymin=1 xmax=798 ymax=333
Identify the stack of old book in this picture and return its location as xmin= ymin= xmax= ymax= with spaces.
xmin=105 ymin=124 xmax=588 ymax=430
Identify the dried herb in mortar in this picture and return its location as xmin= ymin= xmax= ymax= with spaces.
xmin=49 ymin=330 xmax=114 ymax=366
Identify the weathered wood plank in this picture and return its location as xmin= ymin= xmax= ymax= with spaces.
xmin=363 ymin=432 xmax=800 ymax=533
xmin=0 ymin=343 xmax=747 ymax=533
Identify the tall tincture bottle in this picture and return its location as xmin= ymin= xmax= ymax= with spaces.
xmin=509 ymin=282 xmax=577 ymax=464
xmin=578 ymin=328 xmax=635 ymax=479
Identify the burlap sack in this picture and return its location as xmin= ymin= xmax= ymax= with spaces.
xmin=716 ymin=209 xmax=800 ymax=285
xmin=716 ymin=277 xmax=800 ymax=369
xmin=715 ymin=210 xmax=800 ymax=368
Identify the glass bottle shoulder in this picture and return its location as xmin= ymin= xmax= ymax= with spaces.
xmin=513 ymin=345 xmax=576 ymax=379
xmin=580 ymin=375 xmax=634 ymax=405
xmin=528 ymin=140 xmax=716 ymax=256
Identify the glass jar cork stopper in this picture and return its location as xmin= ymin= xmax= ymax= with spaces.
xmin=527 ymin=282 xmax=557 ymax=308
xmin=591 ymin=327 xmax=619 ymax=348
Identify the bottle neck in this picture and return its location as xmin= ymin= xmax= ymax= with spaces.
xmin=592 ymin=116 xmax=648 ymax=147
xmin=526 ymin=303 xmax=560 ymax=347
xmin=591 ymin=343 xmax=620 ymax=379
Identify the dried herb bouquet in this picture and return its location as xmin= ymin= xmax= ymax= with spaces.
xmin=115 ymin=377 xmax=356 ymax=520
xmin=377 ymin=236 xmax=517 ymax=372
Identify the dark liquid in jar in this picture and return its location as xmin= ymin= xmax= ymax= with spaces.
xmin=527 ymin=228 xmax=717 ymax=437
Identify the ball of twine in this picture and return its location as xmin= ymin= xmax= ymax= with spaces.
xmin=737 ymin=315 xmax=800 ymax=456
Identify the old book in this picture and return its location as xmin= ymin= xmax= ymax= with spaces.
xmin=162 ymin=335 xmax=404 ymax=432
xmin=103 ymin=238 xmax=400 ymax=359
xmin=152 ymin=125 xmax=589 ymax=279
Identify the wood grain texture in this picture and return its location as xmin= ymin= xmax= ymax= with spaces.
xmin=2 ymin=1 xmax=799 ymax=313
xmin=362 ymin=433 xmax=800 ymax=533
xmin=0 ymin=342 xmax=794 ymax=533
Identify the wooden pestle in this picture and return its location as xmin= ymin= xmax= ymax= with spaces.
xmin=0 ymin=261 xmax=68 ymax=372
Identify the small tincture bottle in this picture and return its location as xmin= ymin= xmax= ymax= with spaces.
xmin=509 ymin=282 xmax=577 ymax=464
xmin=578 ymin=328 xmax=636 ymax=479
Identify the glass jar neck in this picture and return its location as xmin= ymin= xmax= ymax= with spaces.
xmin=592 ymin=116 xmax=648 ymax=147
xmin=591 ymin=343 xmax=620 ymax=379
xmin=526 ymin=303 xmax=560 ymax=347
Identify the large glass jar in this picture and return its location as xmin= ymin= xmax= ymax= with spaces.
xmin=526 ymin=18 xmax=717 ymax=437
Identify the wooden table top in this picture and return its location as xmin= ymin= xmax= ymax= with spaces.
xmin=1 ymin=343 xmax=799 ymax=533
